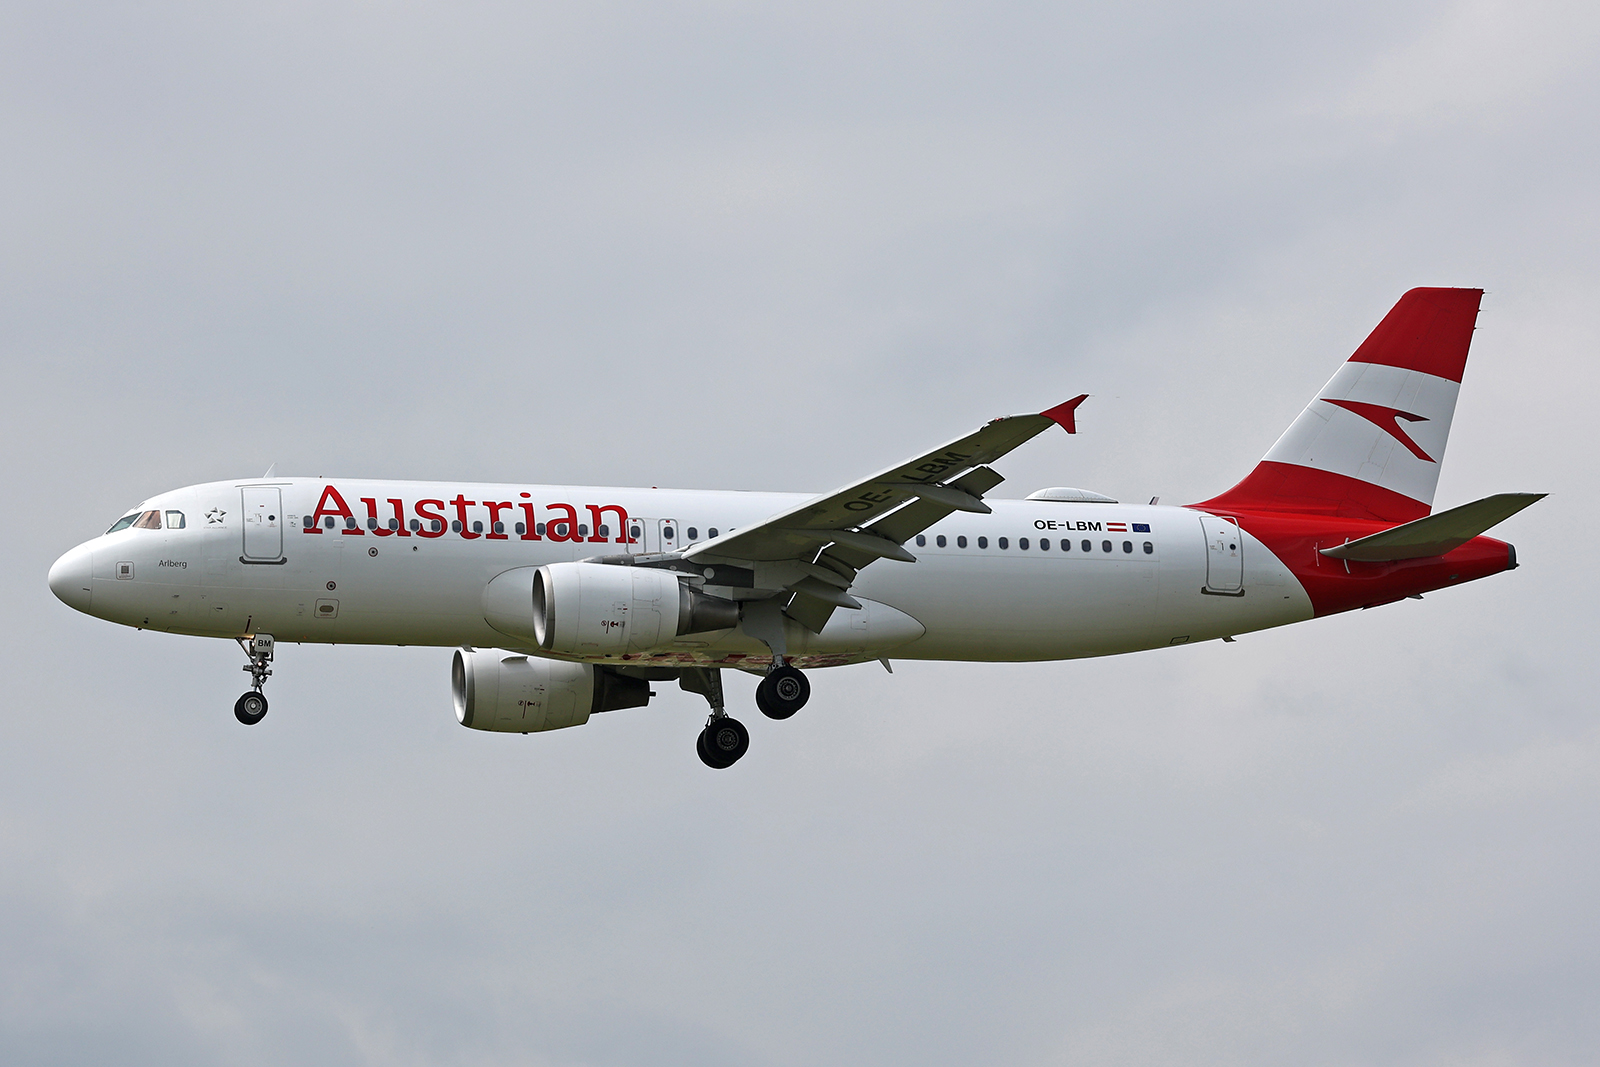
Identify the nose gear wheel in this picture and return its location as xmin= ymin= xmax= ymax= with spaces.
xmin=233 ymin=633 xmax=275 ymax=726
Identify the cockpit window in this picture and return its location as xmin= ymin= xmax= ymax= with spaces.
xmin=165 ymin=511 xmax=186 ymax=529
xmin=133 ymin=510 xmax=163 ymax=530
xmin=106 ymin=512 xmax=141 ymax=534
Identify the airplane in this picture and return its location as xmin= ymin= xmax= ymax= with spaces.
xmin=48 ymin=287 xmax=1542 ymax=768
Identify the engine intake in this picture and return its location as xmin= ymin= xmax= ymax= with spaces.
xmin=452 ymin=648 xmax=651 ymax=733
xmin=482 ymin=562 xmax=739 ymax=655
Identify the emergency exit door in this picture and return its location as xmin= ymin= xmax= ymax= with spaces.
xmin=626 ymin=518 xmax=680 ymax=555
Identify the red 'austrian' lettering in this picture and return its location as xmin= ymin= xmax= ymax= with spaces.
xmin=304 ymin=485 xmax=357 ymax=534
xmin=301 ymin=485 xmax=632 ymax=544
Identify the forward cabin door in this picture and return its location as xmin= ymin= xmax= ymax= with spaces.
xmin=1199 ymin=513 xmax=1244 ymax=595
xmin=241 ymin=487 xmax=284 ymax=562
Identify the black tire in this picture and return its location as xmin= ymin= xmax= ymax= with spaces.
xmin=234 ymin=691 xmax=268 ymax=726
xmin=700 ymin=716 xmax=749 ymax=768
xmin=756 ymin=666 xmax=809 ymax=720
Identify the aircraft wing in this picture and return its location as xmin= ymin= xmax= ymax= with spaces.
xmin=684 ymin=395 xmax=1088 ymax=631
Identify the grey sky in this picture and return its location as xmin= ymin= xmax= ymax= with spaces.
xmin=4 ymin=1 xmax=1598 ymax=1064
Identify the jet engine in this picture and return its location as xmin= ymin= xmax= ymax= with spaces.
xmin=452 ymin=647 xmax=651 ymax=733
xmin=481 ymin=562 xmax=739 ymax=655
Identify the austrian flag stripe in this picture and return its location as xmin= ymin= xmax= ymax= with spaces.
xmin=1106 ymin=522 xmax=1128 ymax=532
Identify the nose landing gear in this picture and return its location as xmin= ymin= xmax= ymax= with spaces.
xmin=234 ymin=633 xmax=274 ymax=726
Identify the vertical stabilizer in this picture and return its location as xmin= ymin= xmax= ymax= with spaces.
xmin=1194 ymin=287 xmax=1483 ymax=522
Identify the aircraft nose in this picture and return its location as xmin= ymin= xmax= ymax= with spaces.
xmin=48 ymin=544 xmax=94 ymax=612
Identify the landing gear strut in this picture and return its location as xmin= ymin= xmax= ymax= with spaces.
xmin=681 ymin=667 xmax=749 ymax=769
xmin=234 ymin=633 xmax=274 ymax=725
xmin=756 ymin=663 xmax=810 ymax=720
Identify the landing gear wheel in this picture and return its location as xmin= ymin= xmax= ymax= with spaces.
xmin=756 ymin=665 xmax=809 ymax=720
xmin=234 ymin=691 xmax=268 ymax=726
xmin=697 ymin=716 xmax=749 ymax=768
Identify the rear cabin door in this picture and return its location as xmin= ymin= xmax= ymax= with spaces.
xmin=241 ymin=487 xmax=284 ymax=561
xmin=1199 ymin=513 xmax=1244 ymax=595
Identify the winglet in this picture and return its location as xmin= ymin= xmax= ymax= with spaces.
xmin=1040 ymin=395 xmax=1090 ymax=434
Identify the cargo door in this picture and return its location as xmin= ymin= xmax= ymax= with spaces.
xmin=241 ymin=487 xmax=284 ymax=562
xmin=1199 ymin=513 xmax=1244 ymax=595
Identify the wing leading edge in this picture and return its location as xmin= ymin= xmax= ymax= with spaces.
xmin=686 ymin=395 xmax=1088 ymax=631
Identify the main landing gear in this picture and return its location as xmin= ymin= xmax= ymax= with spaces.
xmin=234 ymin=633 xmax=274 ymax=726
xmin=681 ymin=667 xmax=746 ymax=769
xmin=756 ymin=664 xmax=810 ymax=720
xmin=681 ymin=661 xmax=812 ymax=768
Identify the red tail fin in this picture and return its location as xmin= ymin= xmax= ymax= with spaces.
xmin=1194 ymin=288 xmax=1483 ymax=522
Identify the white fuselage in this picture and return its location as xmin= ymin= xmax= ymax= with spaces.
xmin=52 ymin=478 xmax=1313 ymax=669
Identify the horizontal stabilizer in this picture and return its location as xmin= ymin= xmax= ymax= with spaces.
xmin=1319 ymin=493 xmax=1545 ymax=561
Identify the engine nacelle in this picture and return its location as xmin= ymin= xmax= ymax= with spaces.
xmin=482 ymin=562 xmax=739 ymax=655
xmin=452 ymin=647 xmax=651 ymax=733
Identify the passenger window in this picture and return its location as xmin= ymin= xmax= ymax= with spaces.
xmin=537 ymin=522 xmax=547 ymax=536
xmin=451 ymin=520 xmax=462 ymax=533
xmin=324 ymin=516 xmax=336 ymax=529
xmin=345 ymin=516 xmax=357 ymax=530
xmin=1060 ymin=539 xmax=1070 ymax=551
xmin=493 ymin=521 xmax=505 ymax=534
xmin=164 ymin=511 xmax=186 ymax=529
xmin=662 ymin=526 xmax=673 ymax=539
xmin=579 ymin=524 xmax=590 ymax=537
xmin=1122 ymin=541 xmax=1133 ymax=553
xmin=409 ymin=519 xmax=421 ymax=532
xmin=599 ymin=525 xmax=609 ymax=537
xmin=915 ymin=534 xmax=926 ymax=547
xmin=1019 ymin=537 xmax=1029 ymax=550
xmin=106 ymin=513 xmax=140 ymax=534
xmin=133 ymin=510 xmax=162 ymax=530
xmin=1101 ymin=540 xmax=1112 ymax=553
xmin=957 ymin=535 xmax=968 ymax=548
xmin=630 ymin=525 xmax=641 ymax=540
xmin=515 ymin=522 xmax=526 ymax=535
xmin=431 ymin=519 xmax=442 ymax=532
xmin=709 ymin=528 xmax=719 ymax=538
xmin=977 ymin=536 xmax=988 ymax=549
xmin=936 ymin=535 xmax=947 ymax=548
xmin=388 ymin=518 xmax=399 ymax=530
xmin=303 ymin=515 xmax=315 ymax=529
xmin=472 ymin=521 xmax=484 ymax=534
xmin=367 ymin=517 xmax=379 ymax=530
xmin=688 ymin=527 xmax=699 ymax=540
xmin=1081 ymin=539 xmax=1091 ymax=552
xmin=998 ymin=537 xmax=1009 ymax=550
xmin=1039 ymin=537 xmax=1049 ymax=551
xmin=1143 ymin=541 xmax=1154 ymax=554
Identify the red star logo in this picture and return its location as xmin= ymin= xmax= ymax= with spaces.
xmin=1321 ymin=398 xmax=1435 ymax=463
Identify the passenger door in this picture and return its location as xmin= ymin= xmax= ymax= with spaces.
xmin=1199 ymin=513 xmax=1244 ymax=595
xmin=241 ymin=487 xmax=284 ymax=562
